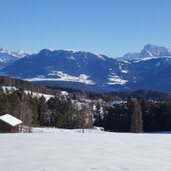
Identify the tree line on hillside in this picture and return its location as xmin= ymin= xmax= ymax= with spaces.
xmin=94 ymin=98 xmax=171 ymax=132
xmin=0 ymin=76 xmax=170 ymax=101
xmin=0 ymin=76 xmax=110 ymax=100
xmin=110 ymin=89 xmax=171 ymax=100
xmin=0 ymin=76 xmax=61 ymax=96
xmin=0 ymin=81 xmax=171 ymax=133
xmin=0 ymin=87 xmax=93 ymax=129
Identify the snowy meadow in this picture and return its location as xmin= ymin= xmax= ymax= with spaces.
xmin=0 ymin=131 xmax=171 ymax=171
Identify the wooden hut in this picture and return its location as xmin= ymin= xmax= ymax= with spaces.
xmin=0 ymin=114 xmax=22 ymax=133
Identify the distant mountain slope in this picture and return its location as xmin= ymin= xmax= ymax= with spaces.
xmin=128 ymin=57 xmax=171 ymax=92
xmin=1 ymin=44 xmax=171 ymax=92
xmin=118 ymin=52 xmax=140 ymax=60
xmin=2 ymin=49 xmax=134 ymax=92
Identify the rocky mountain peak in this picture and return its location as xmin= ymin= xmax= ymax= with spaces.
xmin=140 ymin=44 xmax=171 ymax=57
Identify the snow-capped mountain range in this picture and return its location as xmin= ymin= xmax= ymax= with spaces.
xmin=0 ymin=48 xmax=29 ymax=68
xmin=0 ymin=44 xmax=171 ymax=92
xmin=0 ymin=48 xmax=29 ymax=58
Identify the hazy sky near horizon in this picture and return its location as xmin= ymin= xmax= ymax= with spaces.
xmin=0 ymin=0 xmax=171 ymax=57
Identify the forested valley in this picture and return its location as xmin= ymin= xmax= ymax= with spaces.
xmin=0 ymin=76 xmax=171 ymax=133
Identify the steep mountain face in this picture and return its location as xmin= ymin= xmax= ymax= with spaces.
xmin=1 ymin=45 xmax=171 ymax=92
xmin=139 ymin=44 xmax=171 ymax=57
xmin=0 ymin=48 xmax=29 ymax=68
xmin=120 ymin=44 xmax=171 ymax=60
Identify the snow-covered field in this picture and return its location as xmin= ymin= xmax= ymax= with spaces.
xmin=0 ymin=132 xmax=171 ymax=171
xmin=31 ymin=127 xmax=103 ymax=133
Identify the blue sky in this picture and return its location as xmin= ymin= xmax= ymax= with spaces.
xmin=0 ymin=0 xmax=171 ymax=57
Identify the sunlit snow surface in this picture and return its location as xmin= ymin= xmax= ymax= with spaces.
xmin=0 ymin=131 xmax=171 ymax=171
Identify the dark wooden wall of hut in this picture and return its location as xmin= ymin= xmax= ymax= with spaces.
xmin=0 ymin=120 xmax=19 ymax=133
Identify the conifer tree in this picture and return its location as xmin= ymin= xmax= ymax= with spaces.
xmin=0 ymin=88 xmax=10 ymax=115
xmin=131 ymin=100 xmax=143 ymax=133
xmin=37 ymin=96 xmax=49 ymax=126
xmin=93 ymin=102 xmax=103 ymax=127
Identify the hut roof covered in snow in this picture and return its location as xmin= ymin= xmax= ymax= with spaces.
xmin=0 ymin=114 xmax=22 ymax=126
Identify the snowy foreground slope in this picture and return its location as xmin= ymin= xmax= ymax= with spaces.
xmin=0 ymin=132 xmax=171 ymax=171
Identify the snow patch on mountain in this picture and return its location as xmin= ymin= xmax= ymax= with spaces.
xmin=96 ymin=54 xmax=106 ymax=61
xmin=121 ymin=60 xmax=131 ymax=64
xmin=107 ymin=74 xmax=128 ymax=85
xmin=119 ymin=64 xmax=128 ymax=73
xmin=0 ymin=58 xmax=8 ymax=63
xmin=27 ymin=71 xmax=95 ymax=85
xmin=121 ymin=69 xmax=128 ymax=73
xmin=62 ymin=49 xmax=81 ymax=53
xmin=133 ymin=57 xmax=159 ymax=63
xmin=67 ymin=56 xmax=76 ymax=60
